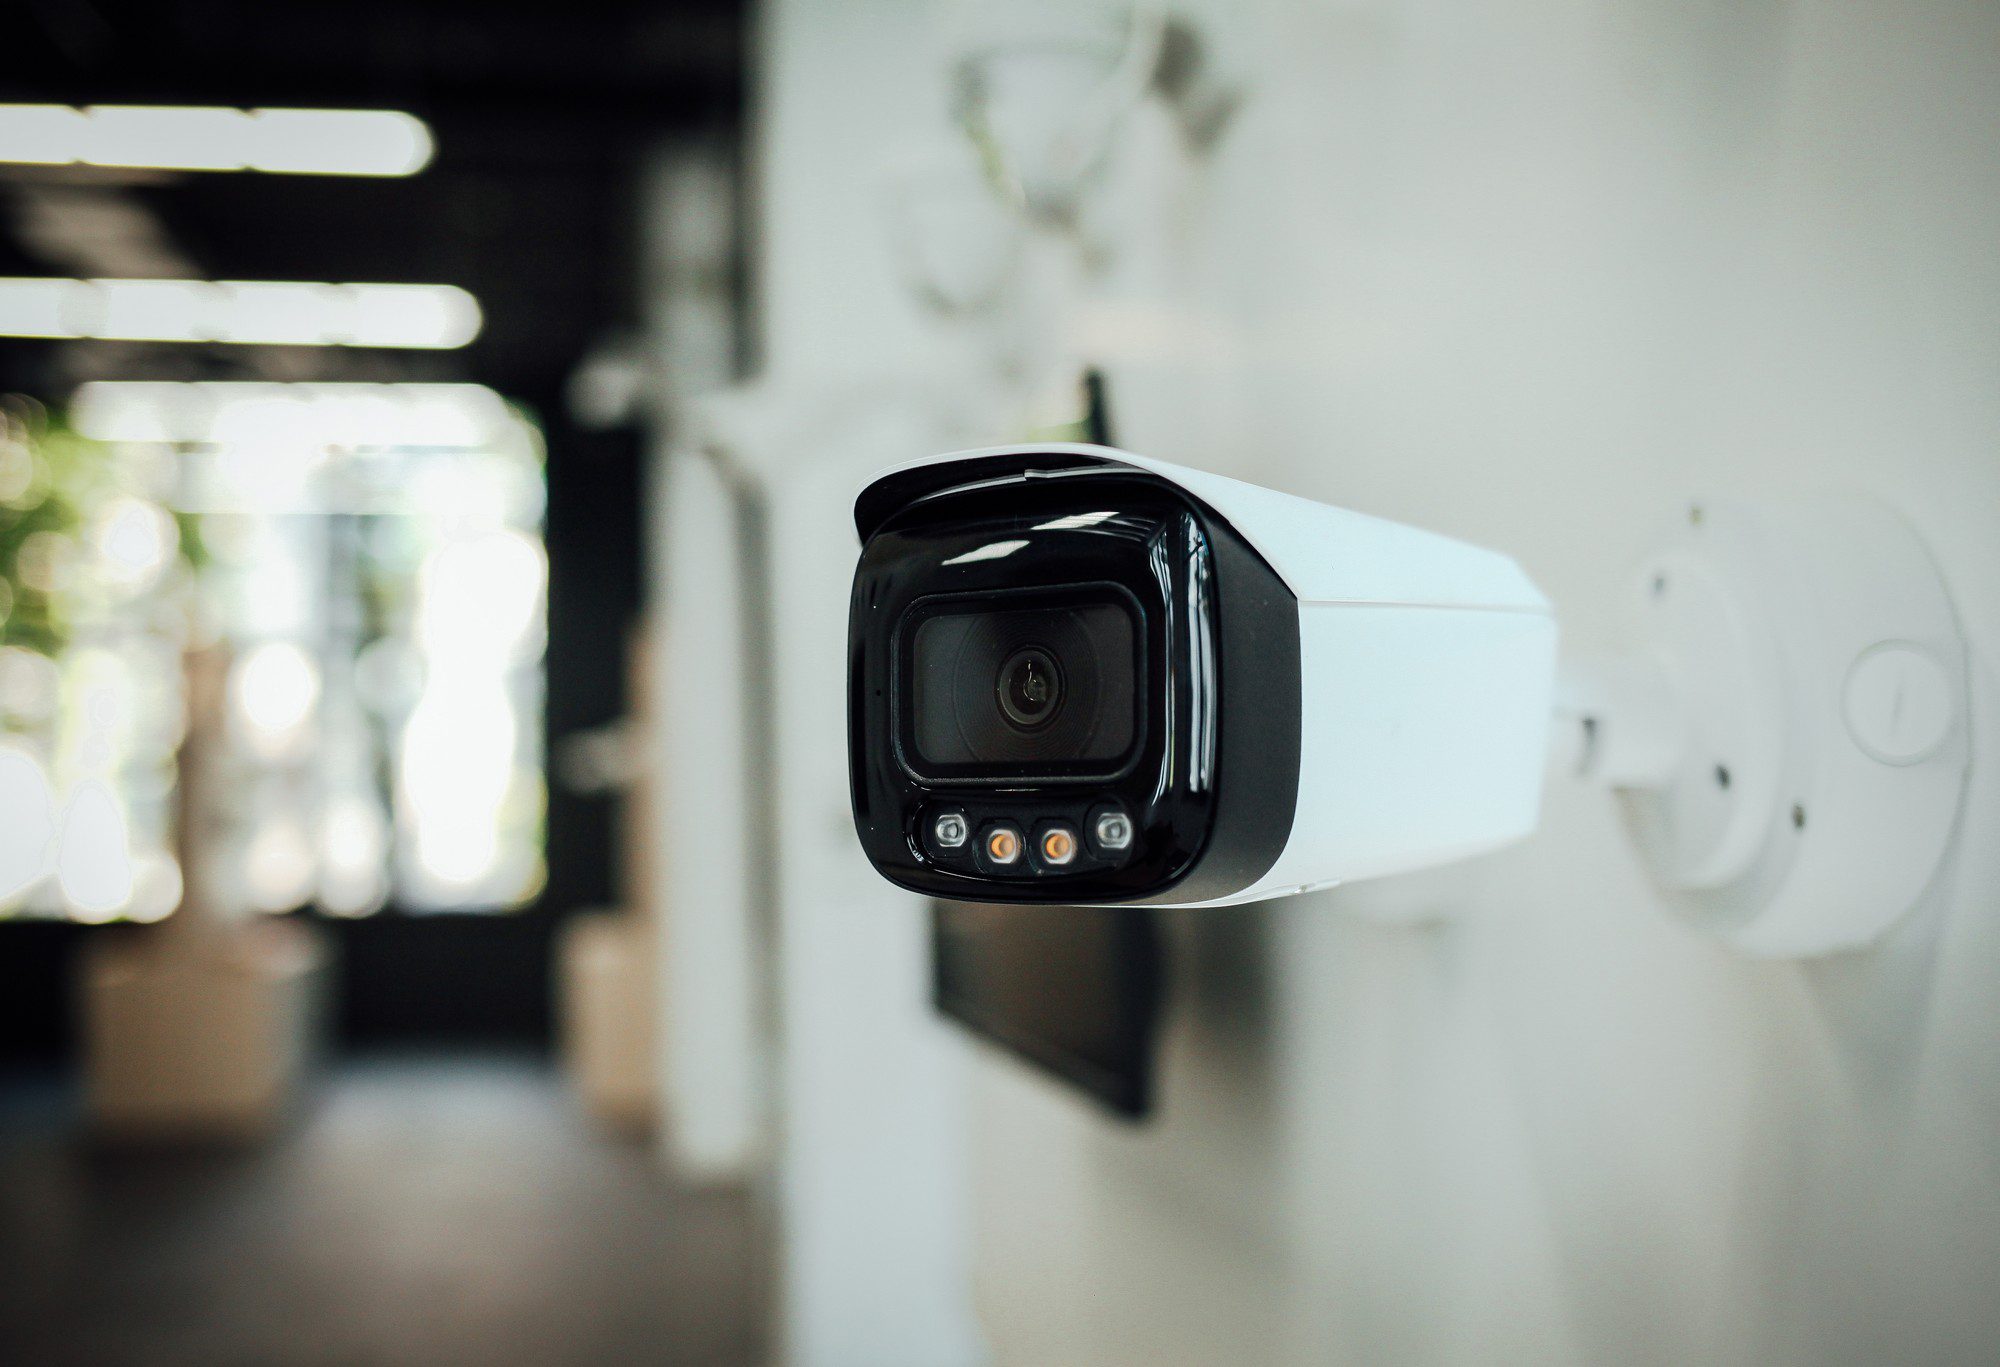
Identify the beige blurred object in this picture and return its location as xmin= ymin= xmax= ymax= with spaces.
xmin=83 ymin=643 xmax=330 ymax=1141
xmin=83 ymin=919 xmax=327 ymax=1139
xmin=558 ymin=913 xmax=657 ymax=1130
xmin=557 ymin=624 xmax=660 ymax=1130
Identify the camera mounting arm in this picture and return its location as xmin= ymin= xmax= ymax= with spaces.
xmin=1553 ymin=497 xmax=1970 ymax=958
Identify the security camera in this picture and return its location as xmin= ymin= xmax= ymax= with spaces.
xmin=847 ymin=443 xmax=1558 ymax=907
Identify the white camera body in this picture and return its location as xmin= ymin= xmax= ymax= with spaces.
xmin=847 ymin=443 xmax=1557 ymax=907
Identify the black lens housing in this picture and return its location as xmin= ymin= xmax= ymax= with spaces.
xmin=849 ymin=452 xmax=1302 ymax=906
xmin=900 ymin=584 xmax=1142 ymax=780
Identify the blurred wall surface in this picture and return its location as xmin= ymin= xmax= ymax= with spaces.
xmin=753 ymin=1 xmax=2000 ymax=1364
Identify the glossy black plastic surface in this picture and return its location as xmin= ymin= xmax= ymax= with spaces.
xmin=849 ymin=459 xmax=1302 ymax=905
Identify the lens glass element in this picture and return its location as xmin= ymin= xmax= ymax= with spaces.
xmin=907 ymin=593 xmax=1138 ymax=773
xmin=997 ymin=647 xmax=1062 ymax=729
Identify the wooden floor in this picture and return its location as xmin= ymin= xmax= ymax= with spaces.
xmin=0 ymin=1054 xmax=770 ymax=1367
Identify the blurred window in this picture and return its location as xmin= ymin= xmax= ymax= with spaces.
xmin=0 ymin=383 xmax=547 ymax=921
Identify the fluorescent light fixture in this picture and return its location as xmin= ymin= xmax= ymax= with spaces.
xmin=71 ymin=381 xmax=514 ymax=449
xmin=92 ymin=279 xmax=208 ymax=341
xmin=81 ymin=105 xmax=245 ymax=171
xmin=0 ymin=105 xmax=82 ymax=166
xmin=0 ymin=278 xmax=481 ymax=348
xmin=0 ymin=104 xmax=434 ymax=176
xmin=0 ymin=278 xmax=73 ymax=337
xmin=342 ymin=284 xmax=480 ymax=348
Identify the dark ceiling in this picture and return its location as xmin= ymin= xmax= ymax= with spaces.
xmin=0 ymin=0 xmax=747 ymax=403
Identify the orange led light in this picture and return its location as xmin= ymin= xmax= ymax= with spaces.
xmin=1040 ymin=828 xmax=1077 ymax=865
xmin=985 ymin=827 xmax=1022 ymax=863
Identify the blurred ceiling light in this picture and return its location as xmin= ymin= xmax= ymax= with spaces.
xmin=92 ymin=497 xmax=176 ymax=587
xmin=232 ymin=641 xmax=321 ymax=751
xmin=0 ymin=278 xmax=481 ymax=348
xmin=319 ymin=795 xmax=389 ymax=917
xmin=0 ymin=104 xmax=434 ymax=176
xmin=0 ymin=746 xmax=57 ymax=902
xmin=244 ymin=817 xmax=316 ymax=913
xmin=416 ymin=531 xmax=547 ymax=663
xmin=125 ymin=850 xmax=184 ymax=923
xmin=402 ymin=684 xmax=515 ymax=888
xmin=56 ymin=779 xmax=135 ymax=918
xmin=72 ymin=381 xmax=511 ymax=447
xmin=96 ymin=278 xmax=207 ymax=341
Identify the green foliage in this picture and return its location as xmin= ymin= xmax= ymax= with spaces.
xmin=0 ymin=399 xmax=186 ymax=658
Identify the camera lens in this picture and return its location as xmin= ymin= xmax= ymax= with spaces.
xmin=907 ymin=595 xmax=1138 ymax=771
xmin=997 ymin=647 xmax=1063 ymax=730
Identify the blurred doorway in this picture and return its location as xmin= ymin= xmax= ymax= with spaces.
xmin=0 ymin=5 xmax=759 ymax=1363
xmin=0 ymin=0 xmax=739 ymax=1058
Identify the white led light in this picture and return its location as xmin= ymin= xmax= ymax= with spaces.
xmin=983 ymin=824 xmax=1024 ymax=865
xmin=232 ymin=641 xmax=321 ymax=748
xmin=0 ymin=278 xmax=482 ymax=349
xmin=1092 ymin=811 xmax=1133 ymax=851
xmin=1038 ymin=825 xmax=1079 ymax=866
xmin=0 ymin=104 xmax=434 ymax=176
xmin=932 ymin=812 xmax=969 ymax=848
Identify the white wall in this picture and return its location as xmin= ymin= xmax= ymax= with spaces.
xmin=642 ymin=143 xmax=768 ymax=1182
xmin=737 ymin=390 xmax=985 ymax=1367
xmin=749 ymin=4 xmax=992 ymax=1363
xmin=652 ymin=448 xmax=766 ymax=1178
xmin=754 ymin=1 xmax=2000 ymax=1363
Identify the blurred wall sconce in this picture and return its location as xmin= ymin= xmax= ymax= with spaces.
xmin=0 ymin=104 xmax=434 ymax=177
xmin=879 ymin=141 xmax=1028 ymax=319
xmin=0 ymin=277 xmax=481 ymax=348
xmin=555 ymin=720 xmax=642 ymax=797
xmin=566 ymin=336 xmax=652 ymax=430
xmin=947 ymin=0 xmax=1239 ymax=230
